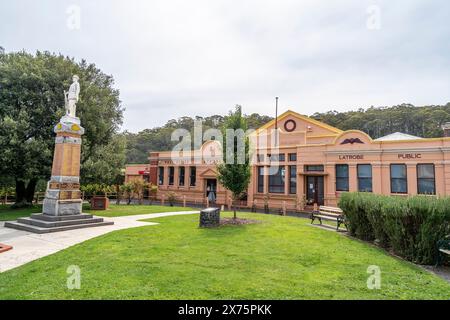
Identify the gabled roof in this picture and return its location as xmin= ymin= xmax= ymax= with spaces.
xmin=374 ymin=132 xmax=423 ymax=141
xmin=255 ymin=110 xmax=343 ymax=134
xmin=199 ymin=168 xmax=218 ymax=177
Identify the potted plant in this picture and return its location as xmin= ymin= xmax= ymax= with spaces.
xmin=263 ymin=194 xmax=270 ymax=213
xmin=297 ymin=194 xmax=307 ymax=212
xmin=167 ymin=192 xmax=177 ymax=207
xmin=120 ymin=183 xmax=133 ymax=205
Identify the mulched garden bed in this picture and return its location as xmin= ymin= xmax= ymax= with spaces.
xmin=220 ymin=218 xmax=261 ymax=226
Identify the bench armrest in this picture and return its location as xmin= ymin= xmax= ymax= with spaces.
xmin=437 ymin=239 xmax=450 ymax=250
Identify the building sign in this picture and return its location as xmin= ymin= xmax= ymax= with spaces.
xmin=398 ymin=153 xmax=422 ymax=159
xmin=338 ymin=154 xmax=364 ymax=160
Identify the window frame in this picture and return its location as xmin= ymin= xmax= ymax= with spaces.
xmin=390 ymin=164 xmax=408 ymax=194
xmin=289 ymin=165 xmax=297 ymax=194
xmin=257 ymin=166 xmax=264 ymax=193
xmin=189 ymin=167 xmax=196 ymax=187
xmin=268 ymin=154 xmax=286 ymax=162
xmin=357 ymin=164 xmax=373 ymax=192
xmin=168 ymin=166 xmax=175 ymax=186
xmin=158 ymin=167 xmax=164 ymax=185
xmin=417 ymin=163 xmax=436 ymax=195
xmin=288 ymin=153 xmax=297 ymax=162
xmin=305 ymin=165 xmax=324 ymax=172
xmin=268 ymin=166 xmax=286 ymax=194
xmin=335 ymin=164 xmax=349 ymax=192
xmin=179 ymin=166 xmax=185 ymax=187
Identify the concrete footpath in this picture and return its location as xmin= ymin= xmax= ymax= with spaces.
xmin=0 ymin=211 xmax=199 ymax=273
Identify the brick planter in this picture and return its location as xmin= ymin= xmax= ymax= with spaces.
xmin=90 ymin=196 xmax=109 ymax=210
xmin=0 ymin=243 xmax=13 ymax=253
xmin=199 ymin=207 xmax=220 ymax=228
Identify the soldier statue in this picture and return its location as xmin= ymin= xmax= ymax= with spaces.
xmin=64 ymin=75 xmax=80 ymax=117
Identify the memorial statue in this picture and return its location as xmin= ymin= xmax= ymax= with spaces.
xmin=64 ymin=75 xmax=80 ymax=117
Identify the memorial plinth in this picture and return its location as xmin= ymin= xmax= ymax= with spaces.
xmin=5 ymin=115 xmax=113 ymax=234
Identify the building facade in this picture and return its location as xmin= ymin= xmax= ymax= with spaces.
xmin=126 ymin=110 xmax=450 ymax=211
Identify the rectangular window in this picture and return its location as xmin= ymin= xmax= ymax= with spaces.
xmin=257 ymin=167 xmax=264 ymax=193
xmin=289 ymin=166 xmax=297 ymax=194
xmin=288 ymin=153 xmax=297 ymax=162
xmin=257 ymin=154 xmax=265 ymax=162
xmin=269 ymin=154 xmax=285 ymax=162
xmin=336 ymin=164 xmax=349 ymax=191
xmin=158 ymin=167 xmax=164 ymax=185
xmin=189 ymin=167 xmax=196 ymax=186
xmin=391 ymin=164 xmax=407 ymax=194
xmin=168 ymin=167 xmax=174 ymax=185
xmin=357 ymin=164 xmax=372 ymax=192
xmin=417 ymin=164 xmax=435 ymax=195
xmin=179 ymin=167 xmax=185 ymax=186
xmin=305 ymin=165 xmax=324 ymax=172
xmin=269 ymin=166 xmax=285 ymax=193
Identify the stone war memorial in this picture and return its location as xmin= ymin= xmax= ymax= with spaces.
xmin=5 ymin=76 xmax=113 ymax=233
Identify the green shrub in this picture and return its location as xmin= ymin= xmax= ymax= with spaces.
xmin=414 ymin=197 xmax=450 ymax=264
xmin=364 ymin=194 xmax=390 ymax=247
xmin=339 ymin=192 xmax=450 ymax=265
xmin=339 ymin=193 xmax=374 ymax=241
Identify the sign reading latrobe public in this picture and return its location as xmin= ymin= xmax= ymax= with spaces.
xmin=338 ymin=154 xmax=364 ymax=160
xmin=398 ymin=153 xmax=422 ymax=159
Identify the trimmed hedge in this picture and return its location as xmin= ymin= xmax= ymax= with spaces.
xmin=339 ymin=193 xmax=450 ymax=265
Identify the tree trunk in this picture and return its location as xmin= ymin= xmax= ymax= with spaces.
xmin=14 ymin=178 xmax=37 ymax=207
xmin=116 ymin=185 xmax=120 ymax=205
xmin=25 ymin=178 xmax=37 ymax=203
xmin=232 ymin=196 xmax=237 ymax=220
xmin=15 ymin=179 xmax=26 ymax=204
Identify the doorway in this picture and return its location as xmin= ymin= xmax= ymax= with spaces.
xmin=206 ymin=179 xmax=217 ymax=203
xmin=306 ymin=176 xmax=324 ymax=205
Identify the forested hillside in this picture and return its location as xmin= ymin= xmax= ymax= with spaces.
xmin=125 ymin=103 xmax=450 ymax=164
xmin=311 ymin=103 xmax=450 ymax=140
xmin=125 ymin=113 xmax=272 ymax=163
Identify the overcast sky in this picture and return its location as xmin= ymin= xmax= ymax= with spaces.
xmin=1 ymin=0 xmax=449 ymax=132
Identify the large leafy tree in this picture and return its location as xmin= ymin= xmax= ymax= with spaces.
xmin=216 ymin=105 xmax=251 ymax=219
xmin=0 ymin=50 xmax=124 ymax=206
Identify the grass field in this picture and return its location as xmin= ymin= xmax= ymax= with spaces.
xmin=0 ymin=210 xmax=448 ymax=300
xmin=0 ymin=204 xmax=195 ymax=221
xmin=84 ymin=204 xmax=196 ymax=217
xmin=0 ymin=205 xmax=42 ymax=221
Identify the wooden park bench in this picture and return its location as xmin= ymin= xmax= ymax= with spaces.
xmin=436 ymin=236 xmax=450 ymax=267
xmin=311 ymin=206 xmax=347 ymax=231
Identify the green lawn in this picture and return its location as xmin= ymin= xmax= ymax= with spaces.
xmin=84 ymin=204 xmax=196 ymax=217
xmin=0 ymin=205 xmax=41 ymax=221
xmin=0 ymin=211 xmax=448 ymax=300
xmin=0 ymin=204 xmax=195 ymax=221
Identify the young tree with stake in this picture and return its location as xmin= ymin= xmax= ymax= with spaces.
xmin=217 ymin=105 xmax=251 ymax=219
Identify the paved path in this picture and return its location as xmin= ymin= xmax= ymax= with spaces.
xmin=0 ymin=211 xmax=199 ymax=273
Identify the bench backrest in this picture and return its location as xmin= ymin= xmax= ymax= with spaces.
xmin=319 ymin=206 xmax=343 ymax=215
